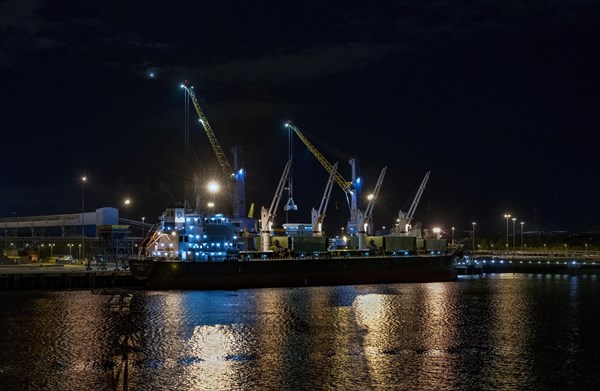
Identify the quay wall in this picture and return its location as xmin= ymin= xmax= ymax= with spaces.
xmin=0 ymin=266 xmax=138 ymax=291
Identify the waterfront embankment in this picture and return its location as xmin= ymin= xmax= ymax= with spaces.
xmin=0 ymin=263 xmax=137 ymax=290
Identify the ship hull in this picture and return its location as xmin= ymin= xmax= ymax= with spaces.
xmin=129 ymin=254 xmax=457 ymax=290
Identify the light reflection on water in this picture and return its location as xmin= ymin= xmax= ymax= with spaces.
xmin=0 ymin=275 xmax=599 ymax=390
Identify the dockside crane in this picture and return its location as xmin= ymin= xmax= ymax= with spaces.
xmin=311 ymin=162 xmax=338 ymax=236
xmin=181 ymin=80 xmax=246 ymax=219
xmin=396 ymin=171 xmax=430 ymax=237
xmin=357 ymin=166 xmax=387 ymax=249
xmin=284 ymin=121 xmax=362 ymax=234
xmin=260 ymin=160 xmax=293 ymax=252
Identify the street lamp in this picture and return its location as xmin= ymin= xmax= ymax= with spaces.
xmin=68 ymin=244 xmax=73 ymax=257
xmin=50 ymin=243 xmax=54 ymax=257
xmin=207 ymin=181 xmax=220 ymax=194
xmin=141 ymin=216 xmax=146 ymax=239
xmin=341 ymin=227 xmax=345 ymax=237
xmin=520 ymin=221 xmax=524 ymax=251
xmin=81 ymin=176 xmax=88 ymax=269
xmin=451 ymin=227 xmax=455 ymax=245
xmin=512 ymin=217 xmax=516 ymax=252
xmin=124 ymin=198 xmax=131 ymax=219
xmin=207 ymin=202 xmax=215 ymax=214
xmin=504 ymin=214 xmax=511 ymax=250
xmin=472 ymin=222 xmax=476 ymax=251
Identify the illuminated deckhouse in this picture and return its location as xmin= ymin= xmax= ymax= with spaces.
xmin=151 ymin=207 xmax=243 ymax=261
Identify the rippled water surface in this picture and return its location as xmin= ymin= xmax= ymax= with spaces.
xmin=1 ymin=274 xmax=599 ymax=390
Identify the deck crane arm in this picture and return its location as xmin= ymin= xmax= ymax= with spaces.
xmin=285 ymin=122 xmax=351 ymax=192
xmin=405 ymin=171 xmax=430 ymax=226
xmin=363 ymin=166 xmax=387 ymax=228
xmin=181 ymin=81 xmax=234 ymax=177
xmin=260 ymin=160 xmax=293 ymax=251
xmin=357 ymin=166 xmax=387 ymax=249
xmin=311 ymin=162 xmax=338 ymax=235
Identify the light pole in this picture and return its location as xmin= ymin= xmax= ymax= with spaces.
xmin=512 ymin=218 xmax=516 ymax=252
xmin=50 ymin=243 xmax=54 ymax=257
xmin=81 ymin=176 xmax=88 ymax=268
xmin=341 ymin=227 xmax=345 ymax=237
xmin=124 ymin=198 xmax=131 ymax=219
xmin=504 ymin=214 xmax=511 ymax=250
xmin=68 ymin=244 xmax=73 ymax=257
xmin=520 ymin=221 xmax=524 ymax=251
xmin=141 ymin=216 xmax=146 ymax=239
xmin=207 ymin=181 xmax=219 ymax=214
xmin=472 ymin=222 xmax=476 ymax=252
xmin=451 ymin=227 xmax=455 ymax=245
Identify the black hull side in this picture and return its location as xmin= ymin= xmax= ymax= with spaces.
xmin=130 ymin=255 xmax=457 ymax=290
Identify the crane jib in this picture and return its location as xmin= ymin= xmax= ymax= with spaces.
xmin=183 ymin=85 xmax=234 ymax=177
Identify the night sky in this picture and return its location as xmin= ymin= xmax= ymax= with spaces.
xmin=1 ymin=1 xmax=598 ymax=236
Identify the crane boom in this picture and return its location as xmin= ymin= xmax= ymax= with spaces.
xmin=261 ymin=159 xmax=293 ymax=251
xmin=182 ymin=81 xmax=234 ymax=177
xmin=363 ymin=166 xmax=387 ymax=225
xmin=406 ymin=171 xmax=430 ymax=224
xmin=311 ymin=162 xmax=338 ymax=234
xmin=285 ymin=122 xmax=351 ymax=192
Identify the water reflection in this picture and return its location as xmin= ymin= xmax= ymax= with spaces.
xmin=0 ymin=275 xmax=598 ymax=390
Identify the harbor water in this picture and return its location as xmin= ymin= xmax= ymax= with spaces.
xmin=1 ymin=274 xmax=599 ymax=390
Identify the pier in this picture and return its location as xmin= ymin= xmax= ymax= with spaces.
xmin=455 ymin=252 xmax=600 ymax=276
xmin=0 ymin=263 xmax=138 ymax=291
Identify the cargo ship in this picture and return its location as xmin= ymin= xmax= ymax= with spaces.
xmin=129 ymin=83 xmax=459 ymax=290
xmin=129 ymin=207 xmax=459 ymax=290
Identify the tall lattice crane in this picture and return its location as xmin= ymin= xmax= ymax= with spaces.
xmin=181 ymin=81 xmax=246 ymax=218
xmin=284 ymin=121 xmax=362 ymax=234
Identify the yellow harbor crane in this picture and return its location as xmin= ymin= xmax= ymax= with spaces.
xmin=181 ymin=80 xmax=246 ymax=219
xmin=285 ymin=121 xmax=362 ymax=234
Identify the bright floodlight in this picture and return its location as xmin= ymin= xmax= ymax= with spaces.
xmin=367 ymin=194 xmax=374 ymax=200
xmin=82 ymin=176 xmax=87 ymax=182
xmin=208 ymin=182 xmax=220 ymax=193
xmin=433 ymin=227 xmax=441 ymax=234
xmin=124 ymin=199 xmax=131 ymax=205
xmin=207 ymin=202 xmax=215 ymax=208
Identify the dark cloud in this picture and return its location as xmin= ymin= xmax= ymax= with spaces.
xmin=0 ymin=0 xmax=598 ymax=230
xmin=186 ymin=42 xmax=402 ymax=84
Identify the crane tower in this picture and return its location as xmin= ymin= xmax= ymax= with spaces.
xmin=181 ymin=81 xmax=246 ymax=219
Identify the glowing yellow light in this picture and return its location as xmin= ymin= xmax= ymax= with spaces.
xmin=208 ymin=182 xmax=220 ymax=193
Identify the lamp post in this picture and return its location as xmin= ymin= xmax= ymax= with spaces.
xmin=141 ymin=216 xmax=146 ymax=239
xmin=472 ymin=222 xmax=476 ymax=252
xmin=81 ymin=176 xmax=88 ymax=269
xmin=504 ymin=214 xmax=511 ymax=250
xmin=520 ymin=221 xmax=524 ymax=251
xmin=512 ymin=217 xmax=516 ymax=252
xmin=207 ymin=181 xmax=219 ymax=214
xmin=341 ymin=227 xmax=345 ymax=237
xmin=451 ymin=227 xmax=455 ymax=245
xmin=124 ymin=198 xmax=131 ymax=219
xmin=68 ymin=244 xmax=73 ymax=257
xmin=50 ymin=243 xmax=54 ymax=257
